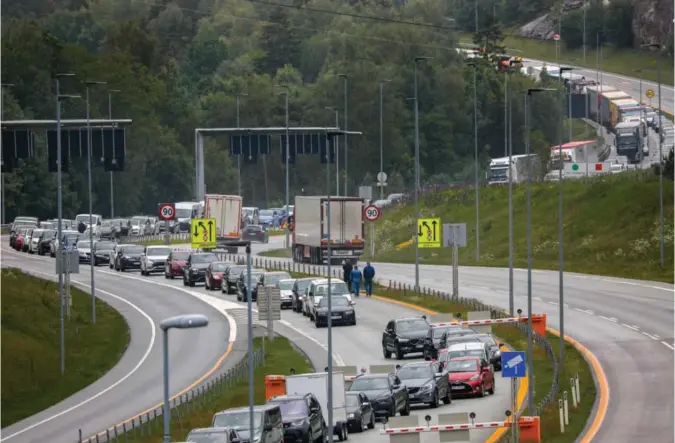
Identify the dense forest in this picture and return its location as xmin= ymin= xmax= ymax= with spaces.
xmin=2 ymin=0 xmax=573 ymax=220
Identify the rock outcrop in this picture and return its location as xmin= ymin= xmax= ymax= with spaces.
xmin=632 ymin=0 xmax=674 ymax=46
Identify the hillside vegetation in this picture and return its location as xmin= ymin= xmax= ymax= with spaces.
xmin=1 ymin=268 xmax=130 ymax=427
xmin=365 ymin=174 xmax=674 ymax=282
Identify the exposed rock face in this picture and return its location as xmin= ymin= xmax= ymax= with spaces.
xmin=632 ymin=0 xmax=674 ymax=46
xmin=519 ymin=14 xmax=556 ymax=39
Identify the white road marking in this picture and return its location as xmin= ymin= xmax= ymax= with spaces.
xmin=0 ymin=269 xmax=156 ymax=442
xmin=547 ymin=301 xmax=558 ymax=306
xmin=641 ymin=332 xmax=659 ymax=340
xmin=621 ymin=324 xmax=640 ymax=331
xmin=563 ymin=303 xmax=569 ymax=308
xmin=661 ymin=341 xmax=675 ymax=351
xmin=573 ymin=308 xmax=585 ymax=313
xmin=533 ymin=297 xmax=542 ymax=301
xmin=598 ymin=316 xmax=617 ymax=323
xmin=584 ymin=310 xmax=595 ymax=315
xmin=279 ymin=320 xmax=345 ymax=366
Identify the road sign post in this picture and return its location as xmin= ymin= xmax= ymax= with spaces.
xmin=190 ymin=218 xmax=217 ymax=250
xmin=376 ymin=172 xmax=387 ymax=199
xmin=364 ymin=205 xmax=381 ymax=257
xmin=159 ymin=203 xmax=176 ymax=246
xmin=258 ymin=286 xmax=281 ymax=341
xmin=443 ymin=223 xmax=466 ymax=297
xmin=417 ymin=218 xmax=440 ymax=248
xmin=502 ymin=350 xmax=526 ymax=443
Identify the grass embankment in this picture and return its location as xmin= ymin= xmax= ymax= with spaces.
xmin=364 ymin=178 xmax=674 ymax=283
xmin=260 ymin=248 xmax=292 ymax=258
xmin=125 ymin=337 xmax=312 ymax=442
xmin=1 ymin=227 xmax=8 ymax=235
xmin=0 ymin=268 xmax=130 ymax=427
xmin=459 ymin=33 xmax=674 ymax=87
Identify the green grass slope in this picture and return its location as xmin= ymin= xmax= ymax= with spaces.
xmin=365 ymin=174 xmax=674 ymax=283
xmin=1 ymin=268 xmax=130 ymax=427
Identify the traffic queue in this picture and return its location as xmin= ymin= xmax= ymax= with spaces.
xmin=6 ymin=215 xmax=503 ymax=443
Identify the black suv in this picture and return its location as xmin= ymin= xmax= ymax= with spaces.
xmin=236 ymin=269 xmax=265 ymax=301
xmin=221 ymin=264 xmax=247 ymax=294
xmin=266 ymin=394 xmax=325 ymax=442
xmin=115 ymin=244 xmax=145 ymax=271
xmin=183 ymin=252 xmax=219 ymax=286
xmin=37 ymin=229 xmax=57 ymax=255
xmin=423 ymin=325 xmax=474 ymax=360
xmin=382 ymin=317 xmax=431 ymax=360
xmin=348 ymin=373 xmax=410 ymax=418
xmin=396 ymin=361 xmax=451 ymax=408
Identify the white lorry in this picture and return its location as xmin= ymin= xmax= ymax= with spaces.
xmin=201 ymin=194 xmax=242 ymax=252
xmin=285 ymin=371 xmax=349 ymax=441
xmin=487 ymin=154 xmax=537 ymax=185
xmin=291 ymin=196 xmax=364 ymax=265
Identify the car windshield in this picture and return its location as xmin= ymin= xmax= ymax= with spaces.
xmin=244 ymin=270 xmax=265 ymax=278
xmin=101 ymin=221 xmax=111 ymax=227
xmin=318 ymin=297 xmax=349 ymax=308
xmin=175 ymin=208 xmax=192 ymax=218
xmin=447 ymin=359 xmax=479 ymax=373
xmin=432 ymin=326 xmax=462 ymax=338
xmin=268 ymin=399 xmax=308 ymax=416
xmin=345 ymin=394 xmax=361 ymax=407
xmin=350 ymin=377 xmax=389 ymax=391
xmin=171 ymin=251 xmax=190 ymax=260
xmin=184 ymin=431 xmax=230 ymax=443
xmin=475 ymin=335 xmax=497 ymax=346
xmin=42 ymin=230 xmax=56 ymax=238
xmin=397 ymin=365 xmax=432 ymax=380
xmin=397 ymin=319 xmax=429 ymax=333
xmin=295 ymin=279 xmax=313 ymax=291
xmin=315 ymin=282 xmax=349 ymax=294
xmin=227 ymin=266 xmax=246 ymax=274
xmin=96 ymin=242 xmax=115 ymax=250
xmin=259 ymin=210 xmax=274 ymax=217
xmin=124 ymin=246 xmax=145 ymax=254
xmin=443 ymin=349 xmax=484 ymax=361
xmin=192 ymin=254 xmax=218 ymax=263
xmin=265 ymin=273 xmax=291 ymax=285
xmin=278 ymin=280 xmax=294 ymax=290
xmin=245 ymin=225 xmax=262 ymax=232
xmin=77 ymin=241 xmax=92 ymax=249
xmin=75 ymin=215 xmax=90 ymax=223
xmin=211 ymin=263 xmax=227 ymax=272
xmin=213 ymin=411 xmax=262 ymax=430
xmin=147 ymin=247 xmax=171 ymax=256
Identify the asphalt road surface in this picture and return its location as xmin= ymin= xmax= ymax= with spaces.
xmin=129 ymin=240 xmax=514 ymax=443
xmin=0 ymin=243 xmax=234 ymax=443
xmin=252 ymin=237 xmax=675 ymax=443
xmin=524 ymin=57 xmax=675 ymax=114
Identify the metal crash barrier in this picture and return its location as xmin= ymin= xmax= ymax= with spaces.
xmin=380 ymin=412 xmax=541 ymax=443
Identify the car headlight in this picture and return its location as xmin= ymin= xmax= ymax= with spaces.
xmin=348 ymin=413 xmax=355 ymax=419
xmin=213 ymin=275 xmax=221 ymax=279
xmin=469 ymin=374 xmax=480 ymax=381
xmin=494 ymin=350 xmax=501 ymax=356
xmin=345 ymin=309 xmax=354 ymax=315
xmin=146 ymin=260 xmax=154 ymax=266
xmin=420 ymin=382 xmax=434 ymax=392
xmin=397 ymin=338 xmax=409 ymax=343
xmin=291 ymin=419 xmax=307 ymax=426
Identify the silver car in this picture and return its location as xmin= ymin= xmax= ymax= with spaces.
xmin=140 ymin=245 xmax=171 ymax=276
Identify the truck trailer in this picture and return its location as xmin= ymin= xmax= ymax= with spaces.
xmin=487 ymin=154 xmax=537 ymax=185
xmin=291 ymin=196 xmax=364 ymax=265
xmin=201 ymin=194 xmax=242 ymax=252
xmin=284 ymin=371 xmax=349 ymax=441
xmin=614 ymin=121 xmax=644 ymax=163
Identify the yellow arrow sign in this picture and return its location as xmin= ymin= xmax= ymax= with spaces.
xmin=191 ymin=218 xmax=217 ymax=249
xmin=646 ymin=89 xmax=655 ymax=99
xmin=417 ymin=217 xmax=441 ymax=248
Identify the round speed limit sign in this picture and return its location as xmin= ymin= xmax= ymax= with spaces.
xmin=158 ymin=203 xmax=176 ymax=221
xmin=364 ymin=205 xmax=381 ymax=222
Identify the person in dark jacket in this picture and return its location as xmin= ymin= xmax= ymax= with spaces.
xmin=342 ymin=260 xmax=353 ymax=292
xmin=363 ymin=262 xmax=375 ymax=297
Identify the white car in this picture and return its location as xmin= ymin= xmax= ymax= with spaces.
xmin=277 ymin=279 xmax=295 ymax=309
xmin=306 ymin=278 xmax=354 ymax=320
xmin=29 ymin=229 xmax=45 ymax=254
xmin=140 ymin=245 xmax=172 ymax=276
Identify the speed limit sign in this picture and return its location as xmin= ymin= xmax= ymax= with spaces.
xmin=158 ymin=203 xmax=176 ymax=221
xmin=364 ymin=205 xmax=381 ymax=222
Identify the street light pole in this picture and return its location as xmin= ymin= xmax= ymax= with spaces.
xmin=474 ymin=0 xmax=481 ymax=262
xmin=235 ymin=93 xmax=247 ymax=198
xmin=338 ymin=74 xmax=348 ymax=196
xmin=56 ymin=73 xmax=80 ymax=374
xmin=326 ymin=107 xmax=340 ymax=194
xmin=413 ymin=56 xmax=431 ymax=291
xmin=525 ymin=87 xmax=555 ymax=413
xmin=160 ymin=314 xmax=209 ymax=443
xmin=379 ymin=80 xmax=390 ymax=200
xmin=325 ymin=134 xmax=335 ymax=443
xmin=86 ymin=80 xmax=106 ymax=325
xmin=276 ymin=86 xmax=290 ymax=249
xmin=0 ymin=83 xmax=14 ymax=226
xmin=107 ymin=89 xmax=120 ymax=218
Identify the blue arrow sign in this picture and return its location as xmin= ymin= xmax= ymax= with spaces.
xmin=501 ymin=351 xmax=527 ymax=378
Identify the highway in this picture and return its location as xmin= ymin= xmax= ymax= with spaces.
xmin=524 ymin=57 xmax=674 ymax=114
xmin=252 ymin=236 xmax=675 ymax=443
xmin=0 ymin=242 xmax=235 ymax=443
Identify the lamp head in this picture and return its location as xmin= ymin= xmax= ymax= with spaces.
xmin=56 ymin=73 xmax=76 ymax=78
xmin=527 ymin=87 xmax=556 ymax=95
xmin=160 ymin=314 xmax=209 ymax=330
xmin=86 ymin=80 xmax=107 ymax=86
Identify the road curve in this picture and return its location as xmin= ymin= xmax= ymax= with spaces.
xmin=0 ymin=243 xmax=233 ymax=443
xmin=251 ymin=237 xmax=675 ymax=443
xmin=131 ymin=240 xmax=514 ymax=443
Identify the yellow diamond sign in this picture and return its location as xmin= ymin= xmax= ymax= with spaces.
xmin=191 ymin=218 xmax=217 ymax=249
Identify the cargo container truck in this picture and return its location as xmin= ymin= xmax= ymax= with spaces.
xmin=291 ymin=196 xmax=364 ymax=264
xmin=201 ymin=194 xmax=242 ymax=252
xmin=614 ymin=121 xmax=644 ymax=163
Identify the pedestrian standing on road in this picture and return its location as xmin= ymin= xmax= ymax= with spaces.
xmin=363 ymin=262 xmax=375 ymax=297
xmin=342 ymin=259 xmax=353 ymax=292
xmin=350 ymin=265 xmax=363 ymax=297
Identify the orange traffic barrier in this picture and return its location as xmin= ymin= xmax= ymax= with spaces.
xmin=531 ymin=314 xmax=547 ymax=337
xmin=265 ymin=375 xmax=286 ymax=401
xmin=518 ymin=416 xmax=541 ymax=443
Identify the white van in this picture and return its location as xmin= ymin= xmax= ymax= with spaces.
xmin=174 ymin=201 xmax=201 ymax=233
xmin=75 ymin=213 xmax=103 ymax=237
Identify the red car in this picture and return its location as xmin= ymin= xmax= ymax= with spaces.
xmin=444 ymin=356 xmax=495 ymax=398
xmin=205 ymin=261 xmax=228 ymax=290
xmin=164 ymin=250 xmax=190 ymax=279
xmin=14 ymin=232 xmax=26 ymax=251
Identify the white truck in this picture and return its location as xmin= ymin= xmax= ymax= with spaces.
xmin=284 ymin=371 xmax=349 ymax=441
xmin=291 ymin=196 xmax=364 ymax=265
xmin=202 ymin=194 xmax=242 ymax=252
xmin=487 ymin=154 xmax=537 ymax=185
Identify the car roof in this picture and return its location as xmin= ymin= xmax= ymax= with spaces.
xmin=447 ymin=342 xmax=485 ymax=350
xmin=399 ymin=361 xmax=432 ymax=368
xmin=279 ymin=278 xmax=296 ymax=283
xmin=312 ymin=278 xmax=345 ymax=284
xmin=188 ymin=427 xmax=233 ymax=434
xmin=356 ymin=373 xmax=389 ymax=379
xmin=268 ymin=394 xmax=307 ymax=401
xmin=215 ymin=404 xmax=278 ymax=414
xmin=191 ymin=252 xmax=216 ymax=256
xmin=146 ymin=245 xmax=170 ymax=249
xmin=395 ymin=317 xmax=429 ymax=323
xmin=296 ymin=277 xmax=316 ymax=282
xmin=266 ymin=271 xmax=291 ymax=275
xmin=449 ymin=356 xmax=481 ymax=362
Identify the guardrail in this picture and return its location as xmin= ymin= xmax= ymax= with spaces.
xmin=222 ymin=254 xmax=560 ymax=419
xmin=77 ymin=347 xmax=264 ymax=443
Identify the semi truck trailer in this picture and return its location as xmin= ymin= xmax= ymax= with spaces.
xmin=202 ymin=194 xmax=242 ymax=252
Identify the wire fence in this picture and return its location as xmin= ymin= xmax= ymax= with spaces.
xmin=77 ymin=348 xmax=264 ymax=443
xmin=237 ymin=255 xmax=559 ymax=420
